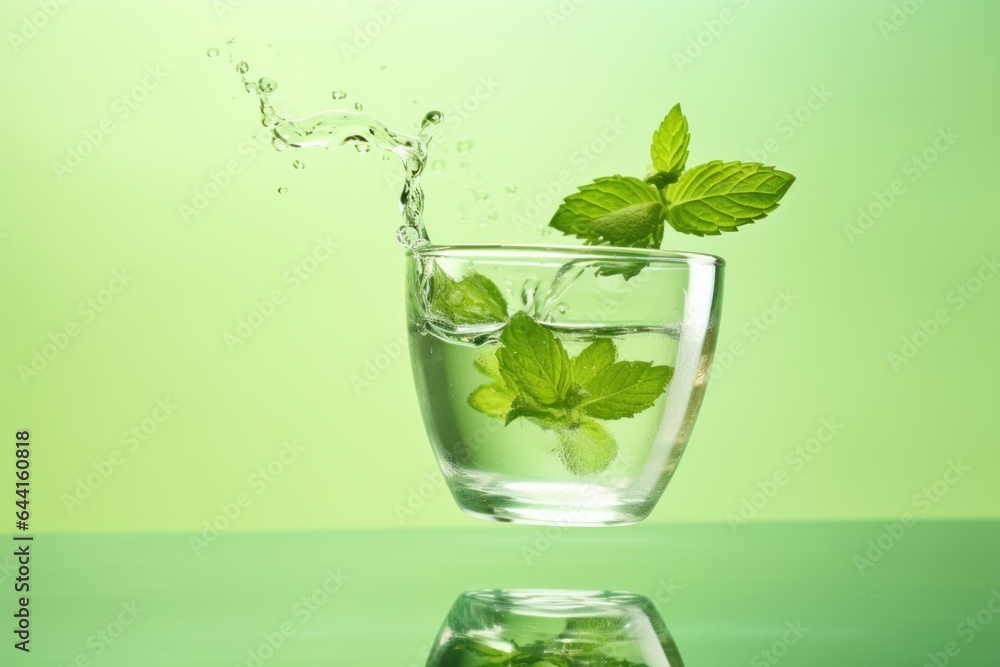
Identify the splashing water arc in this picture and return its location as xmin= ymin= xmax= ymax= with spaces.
xmin=238 ymin=62 xmax=443 ymax=248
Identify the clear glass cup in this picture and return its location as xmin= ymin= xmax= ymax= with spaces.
xmin=424 ymin=589 xmax=684 ymax=666
xmin=406 ymin=244 xmax=723 ymax=526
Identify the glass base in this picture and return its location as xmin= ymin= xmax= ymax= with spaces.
xmin=448 ymin=476 xmax=656 ymax=526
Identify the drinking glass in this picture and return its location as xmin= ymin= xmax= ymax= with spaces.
xmin=424 ymin=589 xmax=684 ymax=666
xmin=407 ymin=244 xmax=723 ymax=526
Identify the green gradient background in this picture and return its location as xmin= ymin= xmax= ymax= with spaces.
xmin=1 ymin=0 xmax=998 ymax=538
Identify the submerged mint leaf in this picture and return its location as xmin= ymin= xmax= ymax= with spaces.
xmin=505 ymin=396 xmax=567 ymax=428
xmin=571 ymin=339 xmax=617 ymax=386
xmin=650 ymin=103 xmax=690 ymax=177
xmin=465 ymin=313 xmax=673 ymax=478
xmin=579 ymin=361 xmax=674 ymax=421
xmin=473 ymin=348 xmax=503 ymax=381
xmin=497 ymin=312 xmax=572 ymax=406
xmin=468 ymin=382 xmax=516 ymax=421
xmin=549 ymin=176 xmax=663 ymax=249
xmin=559 ymin=419 xmax=618 ymax=475
xmin=665 ymin=160 xmax=796 ymax=236
xmin=430 ymin=267 xmax=508 ymax=325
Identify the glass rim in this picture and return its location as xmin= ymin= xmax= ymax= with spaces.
xmin=460 ymin=588 xmax=652 ymax=607
xmin=408 ymin=243 xmax=724 ymax=267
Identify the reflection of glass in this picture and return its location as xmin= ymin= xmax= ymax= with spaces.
xmin=425 ymin=589 xmax=684 ymax=666
xmin=407 ymin=245 xmax=723 ymax=525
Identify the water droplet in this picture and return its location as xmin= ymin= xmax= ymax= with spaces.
xmin=473 ymin=190 xmax=490 ymax=204
xmin=538 ymin=225 xmax=554 ymax=238
xmin=355 ymin=102 xmax=363 ymax=111
xmin=226 ymin=37 xmax=235 ymax=45
xmin=421 ymin=111 xmax=443 ymax=129
xmin=380 ymin=64 xmax=387 ymax=70
xmin=236 ymin=61 xmax=249 ymax=74
xmin=505 ymin=184 xmax=518 ymax=194
xmin=382 ymin=154 xmax=391 ymax=161
xmin=272 ymin=137 xmax=288 ymax=151
xmin=331 ymin=89 xmax=347 ymax=100
xmin=460 ymin=161 xmax=471 ymax=171
xmin=267 ymin=43 xmax=272 ymax=48
xmin=556 ymin=303 xmax=568 ymax=314
xmin=456 ymin=139 xmax=473 ymax=154
xmin=257 ymin=77 xmax=278 ymax=94
xmin=355 ymin=144 xmax=371 ymax=153
xmin=207 ymin=47 xmax=220 ymax=58
xmin=278 ymin=187 xmax=288 ymax=194
xmin=293 ymin=160 xmax=304 ymax=170
xmin=431 ymin=159 xmax=445 ymax=174
xmin=396 ymin=225 xmax=420 ymax=247
xmin=487 ymin=212 xmax=499 ymax=222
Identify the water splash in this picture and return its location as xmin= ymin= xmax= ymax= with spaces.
xmin=238 ymin=62 xmax=443 ymax=248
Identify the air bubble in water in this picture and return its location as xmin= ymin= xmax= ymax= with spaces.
xmin=505 ymin=184 xmax=518 ymax=194
xmin=431 ymin=159 xmax=445 ymax=174
xmin=331 ymin=90 xmax=347 ymax=100
xmin=236 ymin=61 xmax=249 ymax=74
xmin=258 ymin=77 xmax=278 ymax=94
xmin=473 ymin=190 xmax=490 ymax=204
xmin=456 ymin=139 xmax=473 ymax=154
xmin=278 ymin=187 xmax=288 ymax=194
xmin=355 ymin=102 xmax=363 ymax=111
xmin=293 ymin=160 xmax=304 ymax=170
xmin=380 ymin=65 xmax=387 ymax=70
xmin=207 ymin=48 xmax=220 ymax=58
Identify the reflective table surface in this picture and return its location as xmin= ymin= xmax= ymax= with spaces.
xmin=27 ymin=521 xmax=1000 ymax=665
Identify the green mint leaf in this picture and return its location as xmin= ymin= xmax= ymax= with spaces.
xmin=496 ymin=312 xmax=572 ymax=407
xmin=430 ymin=267 xmax=508 ymax=325
xmin=549 ymin=176 xmax=663 ymax=248
xmin=559 ymin=419 xmax=618 ymax=475
xmin=650 ymin=103 xmax=690 ymax=176
xmin=579 ymin=361 xmax=674 ymax=420
xmin=588 ymin=202 xmax=663 ymax=247
xmin=504 ymin=397 xmax=566 ymax=428
xmin=571 ymin=339 xmax=617 ymax=386
xmin=473 ymin=348 xmax=503 ymax=381
xmin=468 ymin=382 xmax=516 ymax=421
xmin=665 ymin=160 xmax=796 ymax=236
xmin=594 ymin=261 xmax=649 ymax=280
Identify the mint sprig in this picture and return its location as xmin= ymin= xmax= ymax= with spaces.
xmin=467 ymin=311 xmax=673 ymax=475
xmin=549 ymin=103 xmax=795 ymax=245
